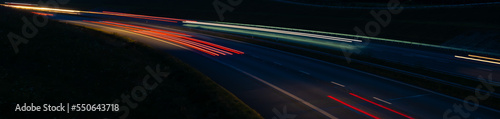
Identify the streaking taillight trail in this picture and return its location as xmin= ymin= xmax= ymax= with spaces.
xmin=327 ymin=95 xmax=381 ymax=119
xmin=349 ymin=93 xmax=414 ymax=119
xmin=82 ymin=20 xmax=243 ymax=56
xmin=328 ymin=93 xmax=414 ymax=119
xmin=455 ymin=54 xmax=500 ymax=65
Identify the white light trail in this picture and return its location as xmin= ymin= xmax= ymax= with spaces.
xmin=455 ymin=55 xmax=500 ymax=65
xmin=3 ymin=5 xmax=80 ymax=14
xmin=183 ymin=21 xmax=362 ymax=43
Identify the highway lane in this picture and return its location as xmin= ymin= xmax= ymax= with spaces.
xmin=3 ymin=3 xmax=499 ymax=118
xmin=180 ymin=20 xmax=500 ymax=85
xmin=57 ymin=18 xmax=500 ymax=119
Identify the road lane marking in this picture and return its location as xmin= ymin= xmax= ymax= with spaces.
xmin=373 ymin=97 xmax=391 ymax=105
xmin=330 ymin=81 xmax=345 ymax=87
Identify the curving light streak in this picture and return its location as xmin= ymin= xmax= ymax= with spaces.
xmin=102 ymin=12 xmax=178 ymax=23
xmin=183 ymin=21 xmax=362 ymax=43
xmin=134 ymin=31 xmax=220 ymax=56
xmin=328 ymin=95 xmax=380 ymax=119
xmin=101 ymin=21 xmax=192 ymax=37
xmin=349 ymin=93 xmax=414 ymax=119
xmin=143 ymin=30 xmax=233 ymax=55
xmin=86 ymin=20 xmax=219 ymax=55
xmin=184 ymin=24 xmax=355 ymax=50
xmin=468 ymin=54 xmax=500 ymax=62
xmin=82 ymin=20 xmax=243 ymax=56
xmin=98 ymin=21 xmax=243 ymax=55
xmin=148 ymin=30 xmax=243 ymax=54
xmin=455 ymin=55 xmax=500 ymax=65
xmin=147 ymin=30 xmax=237 ymax=55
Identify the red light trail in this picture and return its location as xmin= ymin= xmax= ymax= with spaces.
xmin=327 ymin=95 xmax=380 ymax=119
xmin=82 ymin=20 xmax=243 ymax=56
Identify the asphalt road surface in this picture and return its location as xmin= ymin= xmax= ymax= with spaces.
xmin=40 ymin=12 xmax=500 ymax=118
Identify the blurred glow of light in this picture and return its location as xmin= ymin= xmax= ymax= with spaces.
xmin=468 ymin=54 xmax=500 ymax=62
xmin=455 ymin=55 xmax=500 ymax=65
xmin=101 ymin=21 xmax=192 ymax=37
xmin=100 ymin=21 xmax=243 ymax=55
xmin=327 ymin=95 xmax=380 ymax=119
xmin=103 ymin=12 xmax=178 ymax=23
xmin=147 ymin=30 xmax=243 ymax=54
xmin=102 ymin=11 xmax=196 ymax=22
xmin=82 ymin=20 xmax=242 ymax=56
xmin=349 ymin=93 xmax=414 ymax=119
xmin=4 ymin=5 xmax=80 ymax=14
xmin=133 ymin=30 xmax=220 ymax=56
xmin=183 ymin=21 xmax=362 ymax=43
xmin=31 ymin=12 xmax=54 ymax=16
xmin=5 ymin=2 xmax=37 ymax=6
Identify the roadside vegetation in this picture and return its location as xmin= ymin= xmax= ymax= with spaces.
xmin=0 ymin=7 xmax=262 ymax=119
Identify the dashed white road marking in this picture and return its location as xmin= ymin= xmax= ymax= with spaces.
xmin=373 ymin=97 xmax=392 ymax=104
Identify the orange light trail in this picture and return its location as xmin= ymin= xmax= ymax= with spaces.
xmin=349 ymin=93 xmax=414 ymax=119
xmin=6 ymin=2 xmax=37 ymax=6
xmin=81 ymin=20 xmax=243 ymax=56
xmin=31 ymin=12 xmax=54 ymax=16
xmin=328 ymin=95 xmax=380 ymax=119
xmin=468 ymin=54 xmax=500 ymax=62
xmin=144 ymin=30 xmax=233 ymax=55
xmin=455 ymin=55 xmax=500 ymax=65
